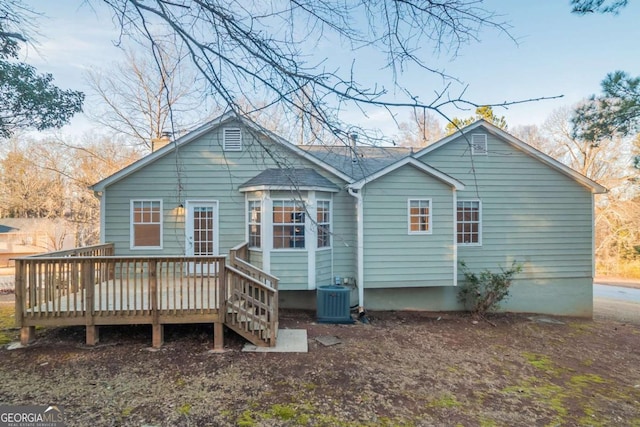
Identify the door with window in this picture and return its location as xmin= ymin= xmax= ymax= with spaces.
xmin=185 ymin=201 xmax=219 ymax=273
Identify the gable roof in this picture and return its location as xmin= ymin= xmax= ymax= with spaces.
xmin=413 ymin=120 xmax=607 ymax=194
xmin=349 ymin=157 xmax=464 ymax=191
xmin=91 ymin=112 xmax=353 ymax=192
xmin=239 ymin=168 xmax=340 ymax=192
xmin=300 ymin=145 xmax=412 ymax=180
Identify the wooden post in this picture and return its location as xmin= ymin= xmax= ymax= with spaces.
xmin=213 ymin=322 xmax=224 ymax=351
xmin=150 ymin=260 xmax=163 ymax=348
xmin=84 ymin=259 xmax=99 ymax=345
xmin=14 ymin=259 xmax=24 ymax=328
xmin=16 ymin=260 xmax=35 ymax=345
xmin=20 ymin=326 xmax=35 ymax=345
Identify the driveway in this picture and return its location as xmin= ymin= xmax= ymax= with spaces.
xmin=594 ymin=282 xmax=640 ymax=325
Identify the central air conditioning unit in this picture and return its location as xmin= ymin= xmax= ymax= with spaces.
xmin=316 ymin=285 xmax=353 ymax=324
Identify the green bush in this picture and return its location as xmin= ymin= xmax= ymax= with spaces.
xmin=457 ymin=260 xmax=522 ymax=316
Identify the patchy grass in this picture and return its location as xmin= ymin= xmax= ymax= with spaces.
xmin=0 ymin=309 xmax=638 ymax=426
xmin=0 ymin=304 xmax=17 ymax=345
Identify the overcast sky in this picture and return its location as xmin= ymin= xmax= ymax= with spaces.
xmin=20 ymin=0 xmax=640 ymax=139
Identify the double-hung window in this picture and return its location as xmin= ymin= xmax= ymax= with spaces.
xmin=317 ymin=200 xmax=331 ymax=248
xmin=457 ymin=200 xmax=481 ymax=245
xmin=273 ymin=200 xmax=305 ymax=249
xmin=408 ymin=199 xmax=431 ymax=234
xmin=248 ymin=200 xmax=261 ymax=248
xmin=131 ymin=200 xmax=162 ymax=249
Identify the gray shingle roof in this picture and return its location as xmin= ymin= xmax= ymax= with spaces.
xmin=240 ymin=168 xmax=340 ymax=192
xmin=299 ymin=146 xmax=412 ymax=180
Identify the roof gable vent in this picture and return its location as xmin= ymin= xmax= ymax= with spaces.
xmin=470 ymin=134 xmax=487 ymax=155
xmin=223 ymin=128 xmax=242 ymax=151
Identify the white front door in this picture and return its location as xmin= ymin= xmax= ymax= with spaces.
xmin=185 ymin=201 xmax=219 ymax=273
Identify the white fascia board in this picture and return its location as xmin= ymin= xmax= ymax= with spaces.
xmin=239 ymin=185 xmax=340 ymax=193
xmin=414 ymin=120 xmax=607 ymax=194
xmin=348 ymin=157 xmax=465 ymax=191
xmin=91 ymin=112 xmax=238 ymax=192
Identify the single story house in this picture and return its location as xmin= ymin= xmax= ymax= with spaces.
xmin=91 ymin=112 xmax=606 ymax=317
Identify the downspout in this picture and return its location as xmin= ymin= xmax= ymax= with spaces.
xmin=347 ymin=187 xmax=365 ymax=318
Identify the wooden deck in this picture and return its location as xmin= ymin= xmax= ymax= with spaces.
xmin=14 ymin=243 xmax=279 ymax=349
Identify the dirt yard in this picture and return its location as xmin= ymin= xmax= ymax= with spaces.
xmin=0 ymin=302 xmax=638 ymax=426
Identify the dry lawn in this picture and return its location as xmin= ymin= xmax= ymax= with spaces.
xmin=0 ymin=304 xmax=639 ymax=426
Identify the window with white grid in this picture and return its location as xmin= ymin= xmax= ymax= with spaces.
xmin=457 ymin=200 xmax=481 ymax=245
xmin=408 ymin=199 xmax=431 ymax=234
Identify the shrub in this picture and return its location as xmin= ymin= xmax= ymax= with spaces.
xmin=457 ymin=260 xmax=522 ymax=317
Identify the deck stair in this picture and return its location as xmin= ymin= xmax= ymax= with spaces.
xmin=224 ymin=243 xmax=279 ymax=347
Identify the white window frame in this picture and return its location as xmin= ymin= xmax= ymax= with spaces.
xmin=130 ymin=199 xmax=163 ymax=250
xmin=223 ymin=127 xmax=242 ymax=151
xmin=247 ymin=199 xmax=262 ymax=249
xmin=457 ymin=199 xmax=482 ymax=246
xmin=471 ymin=134 xmax=488 ymax=155
xmin=407 ymin=199 xmax=432 ymax=235
xmin=316 ymin=199 xmax=332 ymax=249
xmin=272 ymin=200 xmax=306 ymax=250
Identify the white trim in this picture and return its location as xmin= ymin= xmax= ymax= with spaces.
xmin=262 ymin=195 xmax=272 ymax=274
xmin=246 ymin=198 xmax=262 ymax=249
xmin=471 ymin=133 xmax=488 ymax=155
xmin=184 ymin=200 xmax=219 ymax=256
xmin=316 ymin=199 xmax=332 ymax=249
xmin=130 ymin=199 xmax=163 ymax=250
xmin=413 ymin=120 xmax=607 ymax=194
xmin=407 ymin=198 xmax=433 ymax=235
xmin=239 ymin=185 xmax=339 ymax=193
xmin=348 ymin=188 xmax=365 ymax=310
xmin=307 ymin=191 xmax=316 ymax=290
xmin=96 ymin=191 xmax=105 ymax=244
xmin=222 ymin=127 xmax=242 ymax=151
xmin=349 ymin=157 xmax=464 ymax=191
xmin=456 ymin=199 xmax=482 ymax=246
xmin=453 ymin=190 xmax=458 ymax=286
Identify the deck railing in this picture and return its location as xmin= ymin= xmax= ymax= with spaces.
xmin=229 ymin=242 xmax=279 ymax=290
xmin=14 ymin=253 xmax=226 ymax=347
xmin=14 ymin=243 xmax=279 ymax=348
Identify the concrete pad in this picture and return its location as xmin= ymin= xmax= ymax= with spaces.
xmin=242 ymin=329 xmax=308 ymax=353
xmin=315 ymin=335 xmax=342 ymax=346
xmin=6 ymin=342 xmax=26 ymax=350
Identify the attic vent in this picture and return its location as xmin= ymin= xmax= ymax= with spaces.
xmin=223 ymin=128 xmax=242 ymax=151
xmin=471 ymin=134 xmax=487 ymax=155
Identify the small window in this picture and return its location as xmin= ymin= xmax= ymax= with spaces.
xmin=317 ymin=200 xmax=331 ymax=248
xmin=457 ymin=200 xmax=481 ymax=245
xmin=131 ymin=200 xmax=162 ymax=249
xmin=273 ymin=200 xmax=305 ymax=249
xmin=408 ymin=199 xmax=431 ymax=234
xmin=248 ymin=200 xmax=261 ymax=248
xmin=223 ymin=128 xmax=242 ymax=151
xmin=471 ymin=134 xmax=487 ymax=155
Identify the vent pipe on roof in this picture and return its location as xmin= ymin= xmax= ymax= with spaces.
xmin=350 ymin=133 xmax=358 ymax=164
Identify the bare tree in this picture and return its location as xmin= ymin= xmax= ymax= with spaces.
xmin=86 ymin=42 xmax=212 ymax=150
xmin=97 ymin=1 xmax=558 ymax=146
xmin=395 ymin=110 xmax=444 ymax=147
xmin=0 ymin=138 xmax=66 ymax=218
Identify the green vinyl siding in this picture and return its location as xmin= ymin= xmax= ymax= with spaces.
xmin=363 ymin=276 xmax=592 ymax=316
xmin=248 ymin=250 xmax=263 ymax=269
xmin=417 ymin=129 xmax=594 ymax=313
xmin=316 ymin=249 xmax=332 ymax=286
xmin=329 ymin=190 xmax=356 ymax=281
xmin=103 ymin=120 xmax=352 ymax=257
xmin=362 ymin=165 xmax=455 ymax=288
xmin=271 ymin=252 xmax=308 ymax=291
